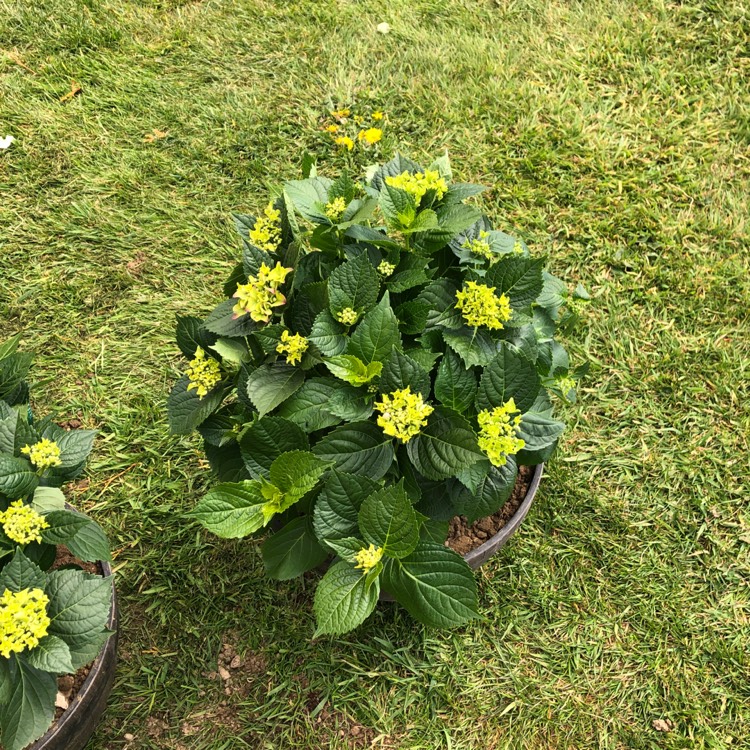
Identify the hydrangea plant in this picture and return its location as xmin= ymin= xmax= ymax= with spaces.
xmin=168 ymin=153 xmax=587 ymax=636
xmin=0 ymin=336 xmax=113 ymax=750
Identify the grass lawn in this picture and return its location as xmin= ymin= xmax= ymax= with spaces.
xmin=2 ymin=0 xmax=749 ymax=747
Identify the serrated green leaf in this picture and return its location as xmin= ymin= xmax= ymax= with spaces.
xmin=434 ymin=350 xmax=477 ymax=414
xmin=359 ymin=482 xmax=419 ymax=559
xmin=0 ymin=659 xmax=56 ymax=750
xmin=382 ymin=542 xmax=479 ymax=628
xmin=475 ymin=344 xmax=540 ymax=414
xmin=262 ymin=517 xmax=328 ymax=580
xmin=245 ymin=363 xmax=305 ymax=417
xmin=348 ymin=294 xmax=401 ymax=364
xmin=284 ymin=177 xmax=332 ymax=223
xmin=324 ymin=355 xmax=382 ymax=385
xmin=378 ymin=350 xmax=431 ymax=398
xmin=204 ymin=298 xmax=257 ymax=337
xmin=486 ymin=255 xmax=545 ymax=311
xmin=323 ymin=536 xmax=363 ymax=562
xmin=46 ymin=569 xmax=112 ymax=640
xmin=176 ymin=316 xmax=218 ymax=359
xmin=328 ymin=385 xmax=374 ymax=422
xmin=328 ymin=253 xmax=380 ymax=318
xmin=308 ymin=310 xmax=347 ymax=357
xmin=39 ymin=510 xmax=89 ymax=544
xmin=24 ymin=634 xmax=74 ymax=674
xmin=191 ymin=482 xmax=266 ymax=537
xmin=54 ymin=429 xmax=96 ymax=468
xmin=269 ymin=450 xmax=331 ymax=505
xmin=0 ymin=455 xmax=37 ymax=499
xmin=167 ymin=374 xmax=225 ymax=435
xmin=452 ymin=456 xmax=518 ymax=524
xmin=312 ymin=422 xmax=394 ymax=479
xmin=239 ymin=417 xmax=308 ymax=478
xmin=64 ymin=519 xmax=112 ymax=563
xmin=0 ymin=549 xmax=45 ymax=592
xmin=210 ymin=338 xmax=250 ymax=365
xmin=443 ymin=327 xmax=499 ymax=368
xmin=313 ymin=470 xmax=382 ymax=542
xmin=31 ymin=487 xmax=66 ymax=513
xmin=379 ymin=183 xmax=417 ymax=228
xmin=516 ymin=413 xmax=565 ymax=464
xmin=313 ymin=561 xmax=379 ymax=636
xmin=276 ymin=378 xmax=343 ymax=433
xmin=406 ymin=407 xmax=483 ymax=480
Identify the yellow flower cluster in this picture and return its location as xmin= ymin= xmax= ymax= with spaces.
xmin=0 ymin=587 xmax=50 ymax=658
xmin=335 ymin=307 xmax=359 ymax=325
xmin=249 ymin=203 xmax=282 ymax=254
xmin=325 ymin=196 xmax=347 ymax=221
xmin=556 ymin=375 xmax=576 ymax=395
xmin=21 ymin=439 xmax=62 ymax=471
xmin=186 ymin=346 xmax=222 ymax=399
xmin=354 ymin=544 xmax=383 ymax=572
xmin=0 ymin=501 xmax=49 ymax=545
xmin=326 ymin=107 xmax=386 ymax=151
xmin=377 ymin=260 xmax=396 ymax=276
xmin=276 ymin=330 xmax=309 ymax=366
xmin=455 ymin=281 xmax=512 ymax=330
xmin=384 ymin=169 xmax=448 ymax=205
xmin=357 ymin=127 xmax=383 ymax=146
xmin=477 ymin=399 xmax=525 ymax=467
xmin=232 ymin=262 xmax=292 ymax=323
xmin=462 ymin=231 xmax=495 ymax=262
xmin=374 ymin=386 xmax=434 ymax=443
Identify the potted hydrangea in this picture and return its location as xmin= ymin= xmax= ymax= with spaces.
xmin=0 ymin=336 xmax=116 ymax=750
xmin=168 ymin=153 xmax=586 ymax=636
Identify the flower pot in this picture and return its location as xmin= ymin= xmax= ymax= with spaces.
xmin=29 ymin=515 xmax=119 ymax=750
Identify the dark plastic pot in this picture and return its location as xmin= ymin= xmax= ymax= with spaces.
xmin=29 ymin=512 xmax=119 ymax=750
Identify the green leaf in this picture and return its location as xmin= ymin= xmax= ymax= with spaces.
xmin=406 ymin=407 xmax=483 ymax=480
xmin=385 ymin=268 xmax=431 ymax=294
xmin=413 ymin=204 xmax=482 ymax=254
xmin=486 ymin=255 xmax=545 ymax=311
xmin=65 ymin=629 xmax=111 ymax=671
xmin=358 ymin=483 xmax=419 ymax=559
xmin=0 ymin=549 xmax=45 ymax=592
xmin=245 ymin=363 xmax=305 ymax=417
xmin=313 ymin=561 xmax=379 ymax=636
xmin=420 ymin=519 xmax=450 ymax=544
xmin=46 ymin=569 xmax=112 ymax=640
xmin=308 ymin=310 xmax=347 ymax=357
xmin=39 ymin=510 xmax=89 ymax=544
xmin=239 ymin=417 xmax=308 ymax=478
xmin=31 ymin=487 xmax=66 ymax=512
xmin=313 ymin=422 xmax=394 ymax=479
xmin=269 ymin=451 xmax=331 ymax=505
xmin=0 ymin=334 xmax=21 ymax=361
xmin=443 ymin=183 xmax=486 ymax=203
xmin=378 ymin=350 xmax=431 ymax=398
xmin=328 ymin=385 xmax=374 ymax=422
xmin=24 ymin=634 xmax=75 ymax=674
xmin=434 ymin=350 xmax=477 ymax=414
xmin=0 ymin=353 xmax=33 ymax=403
xmin=176 ymin=315 xmax=218 ymax=359
xmin=379 ymin=183 xmax=417 ymax=228
xmin=63 ymin=519 xmax=112 ymax=563
xmin=313 ymin=470 xmax=382 ymax=542
xmin=347 ymin=293 xmax=401 ymax=364
xmin=0 ymin=659 xmax=56 ymax=750
xmin=418 ymin=279 xmax=462 ymax=331
xmin=251 ymin=324 xmax=287 ymax=354
xmin=284 ymin=177 xmax=332 ymax=223
xmin=443 ymin=327 xmax=499 ymax=368
xmin=167 ymin=374 xmax=225 ymax=435
xmin=262 ymin=517 xmax=328 ymax=580
xmin=0 ymin=658 xmax=12 ymax=704
xmin=0 ymin=455 xmax=37 ymax=499
xmin=210 ymin=338 xmax=250 ymax=365
xmin=204 ymin=298 xmax=256 ymax=338
xmin=453 ymin=456 xmax=518 ymax=524
xmin=516 ymin=413 xmax=565 ymax=464
xmin=475 ymin=344 xmax=540 ymax=414
xmin=325 ymin=355 xmax=382 ymax=385
xmin=328 ymin=253 xmax=380 ymax=318
xmin=276 ymin=378 xmax=343 ymax=433
xmin=382 ymin=542 xmax=479 ymax=628
xmin=191 ymin=482 xmax=266 ymax=537
xmin=323 ymin=536 xmax=364 ymax=562
xmin=54 ymin=429 xmax=96 ymax=468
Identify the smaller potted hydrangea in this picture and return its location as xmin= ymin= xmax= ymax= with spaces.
xmin=169 ymin=152 xmax=587 ymax=636
xmin=0 ymin=335 xmax=116 ymax=750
